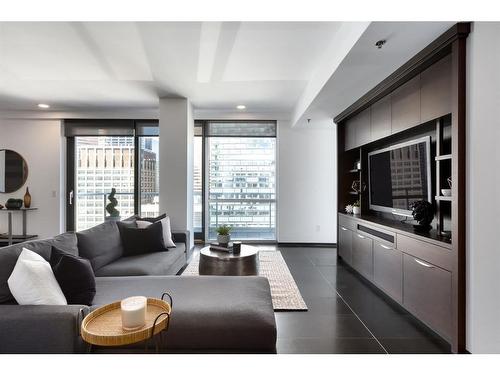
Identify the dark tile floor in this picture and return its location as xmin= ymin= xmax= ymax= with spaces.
xmin=275 ymin=245 xmax=451 ymax=354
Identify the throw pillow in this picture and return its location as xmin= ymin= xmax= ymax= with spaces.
xmin=50 ymin=247 xmax=96 ymax=305
xmin=134 ymin=213 xmax=166 ymax=223
xmin=136 ymin=215 xmax=176 ymax=248
xmin=117 ymin=220 xmax=167 ymax=257
xmin=7 ymin=248 xmax=67 ymax=305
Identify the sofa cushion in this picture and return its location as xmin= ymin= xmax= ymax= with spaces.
xmin=50 ymin=247 xmax=96 ymax=305
xmin=117 ymin=220 xmax=167 ymax=256
xmin=0 ymin=233 xmax=77 ymax=304
xmin=92 ymin=275 xmax=277 ymax=351
xmin=94 ymin=244 xmax=186 ymax=277
xmin=76 ymin=221 xmax=126 ymax=271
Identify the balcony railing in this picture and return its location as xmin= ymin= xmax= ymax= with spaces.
xmin=207 ymin=198 xmax=276 ymax=240
xmin=76 ymin=191 xmax=159 ymax=231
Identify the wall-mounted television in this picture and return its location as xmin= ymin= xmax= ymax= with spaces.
xmin=368 ymin=136 xmax=432 ymax=217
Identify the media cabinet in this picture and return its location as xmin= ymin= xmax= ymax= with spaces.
xmin=335 ymin=23 xmax=469 ymax=353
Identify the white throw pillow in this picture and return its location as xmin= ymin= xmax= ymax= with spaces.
xmin=8 ymin=248 xmax=67 ymax=305
xmin=136 ymin=216 xmax=176 ymax=248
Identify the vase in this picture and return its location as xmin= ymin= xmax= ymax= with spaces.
xmin=217 ymin=234 xmax=230 ymax=245
xmin=352 ymin=206 xmax=361 ymax=215
xmin=23 ymin=187 xmax=31 ymax=208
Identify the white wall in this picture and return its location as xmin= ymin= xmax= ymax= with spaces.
xmin=277 ymin=120 xmax=337 ymax=243
xmin=466 ymin=22 xmax=500 ymax=353
xmin=0 ymin=119 xmax=64 ymax=239
xmin=159 ymin=97 xmax=194 ymax=248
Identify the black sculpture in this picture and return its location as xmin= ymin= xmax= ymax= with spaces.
xmin=106 ymin=188 xmax=120 ymax=218
xmin=410 ymin=200 xmax=434 ymax=232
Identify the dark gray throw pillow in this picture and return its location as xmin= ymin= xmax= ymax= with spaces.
xmin=50 ymin=247 xmax=96 ymax=305
xmin=133 ymin=213 xmax=166 ymax=223
xmin=117 ymin=220 xmax=167 ymax=257
xmin=76 ymin=221 xmax=130 ymax=270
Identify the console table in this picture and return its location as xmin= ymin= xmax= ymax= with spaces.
xmin=0 ymin=208 xmax=38 ymax=246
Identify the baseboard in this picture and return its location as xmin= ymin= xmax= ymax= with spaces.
xmin=277 ymin=242 xmax=337 ymax=248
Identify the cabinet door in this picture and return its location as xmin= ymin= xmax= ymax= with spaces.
xmin=338 ymin=226 xmax=353 ymax=264
xmin=352 ymin=232 xmax=373 ymax=280
xmin=403 ymin=254 xmax=452 ymax=340
xmin=344 ymin=118 xmax=356 ymax=151
xmin=391 ymin=75 xmax=421 ymax=134
xmin=373 ymin=241 xmax=403 ymax=303
xmin=370 ymin=95 xmax=391 ymax=141
xmin=355 ymin=107 xmax=371 ymax=146
xmin=420 ymin=54 xmax=452 ymax=122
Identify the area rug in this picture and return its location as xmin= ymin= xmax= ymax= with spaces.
xmin=182 ymin=250 xmax=307 ymax=311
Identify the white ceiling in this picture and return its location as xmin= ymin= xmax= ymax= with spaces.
xmin=0 ymin=21 xmax=455 ymax=123
xmin=0 ymin=21 xmax=342 ymax=113
xmin=297 ymin=21 xmax=455 ymax=126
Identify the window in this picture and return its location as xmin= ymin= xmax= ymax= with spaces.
xmin=193 ymin=123 xmax=204 ymax=239
xmin=66 ymin=120 xmax=159 ymax=231
xmin=74 ymin=136 xmax=135 ymax=231
xmin=204 ymin=121 xmax=277 ymax=241
xmin=138 ymin=137 xmax=159 ymax=217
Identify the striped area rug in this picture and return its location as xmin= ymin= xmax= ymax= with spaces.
xmin=182 ymin=250 xmax=307 ymax=311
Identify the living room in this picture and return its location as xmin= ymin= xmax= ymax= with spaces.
xmin=0 ymin=1 xmax=499 ymax=374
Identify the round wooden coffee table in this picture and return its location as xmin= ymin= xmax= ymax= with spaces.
xmin=199 ymin=245 xmax=259 ymax=276
xmin=81 ymin=295 xmax=172 ymax=353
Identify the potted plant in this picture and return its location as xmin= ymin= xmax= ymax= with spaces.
xmin=352 ymin=200 xmax=361 ymax=215
xmin=216 ymin=225 xmax=232 ymax=245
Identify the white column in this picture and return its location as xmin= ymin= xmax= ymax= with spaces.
xmin=159 ymin=97 xmax=194 ymax=249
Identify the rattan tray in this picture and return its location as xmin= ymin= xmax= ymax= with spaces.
xmin=81 ymin=297 xmax=171 ymax=347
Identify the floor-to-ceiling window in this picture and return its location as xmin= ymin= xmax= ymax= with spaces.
xmin=66 ymin=120 xmax=159 ymax=231
xmin=205 ymin=121 xmax=277 ymax=241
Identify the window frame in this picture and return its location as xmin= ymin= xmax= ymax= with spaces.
xmin=65 ymin=120 xmax=159 ymax=231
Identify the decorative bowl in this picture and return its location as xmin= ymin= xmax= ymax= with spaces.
xmin=441 ymin=189 xmax=452 ymax=197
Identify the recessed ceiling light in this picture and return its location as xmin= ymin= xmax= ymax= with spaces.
xmin=236 ymin=105 xmax=246 ymax=110
xmin=38 ymin=103 xmax=50 ymax=109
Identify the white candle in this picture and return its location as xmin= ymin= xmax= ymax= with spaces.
xmin=121 ymin=296 xmax=147 ymax=330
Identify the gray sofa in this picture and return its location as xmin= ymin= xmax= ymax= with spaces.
xmin=0 ymin=221 xmax=277 ymax=353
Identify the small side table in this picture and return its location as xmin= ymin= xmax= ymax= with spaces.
xmin=0 ymin=208 xmax=38 ymax=246
xmin=199 ymin=245 xmax=259 ymax=276
xmin=81 ymin=294 xmax=172 ymax=353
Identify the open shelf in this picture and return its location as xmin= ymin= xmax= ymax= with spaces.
xmin=435 ymin=154 xmax=452 ymax=161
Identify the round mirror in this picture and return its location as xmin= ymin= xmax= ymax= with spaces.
xmin=0 ymin=149 xmax=29 ymax=193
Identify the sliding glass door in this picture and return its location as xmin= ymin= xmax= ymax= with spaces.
xmin=65 ymin=120 xmax=159 ymax=231
xmin=205 ymin=121 xmax=277 ymax=241
xmin=74 ymin=136 xmax=135 ymax=231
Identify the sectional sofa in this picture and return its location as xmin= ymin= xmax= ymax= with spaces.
xmin=0 ymin=220 xmax=277 ymax=353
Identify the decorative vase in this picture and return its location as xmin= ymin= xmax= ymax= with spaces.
xmin=217 ymin=234 xmax=230 ymax=245
xmin=5 ymin=198 xmax=23 ymax=210
xmin=23 ymin=187 xmax=31 ymax=208
xmin=352 ymin=206 xmax=361 ymax=215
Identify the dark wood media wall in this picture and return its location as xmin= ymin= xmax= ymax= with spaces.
xmin=335 ymin=23 xmax=469 ymax=353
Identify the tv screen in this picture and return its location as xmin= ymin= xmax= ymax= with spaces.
xmin=368 ymin=136 xmax=431 ymax=215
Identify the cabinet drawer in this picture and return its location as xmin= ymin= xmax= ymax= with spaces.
xmin=338 ymin=226 xmax=353 ymax=264
xmin=352 ymin=232 xmax=373 ymax=280
xmin=373 ymin=242 xmax=403 ymax=303
xmin=397 ymin=234 xmax=452 ymax=271
xmin=339 ymin=215 xmax=357 ymax=231
xmin=403 ymin=254 xmax=452 ymax=340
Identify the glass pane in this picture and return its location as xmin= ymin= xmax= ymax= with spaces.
xmin=139 ymin=137 xmax=159 ymax=217
xmin=193 ymin=136 xmax=203 ymax=235
xmin=75 ymin=136 xmax=135 ymax=231
xmin=207 ymin=137 xmax=276 ymax=240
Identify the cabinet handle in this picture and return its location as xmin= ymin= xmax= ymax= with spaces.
xmin=414 ymin=259 xmax=434 ymax=268
xmin=357 ymin=234 xmax=365 ymax=239
xmin=380 ymin=244 xmax=392 ymax=250
xmin=341 ymin=227 xmax=347 ymax=231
